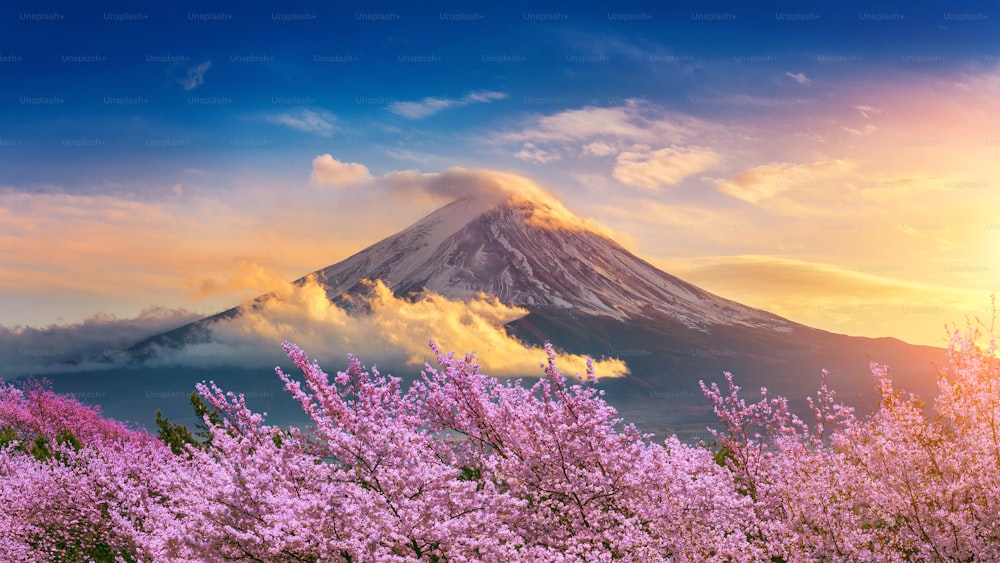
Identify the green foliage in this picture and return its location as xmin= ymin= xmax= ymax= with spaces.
xmin=0 ymin=426 xmax=17 ymax=450
xmin=712 ymin=442 xmax=730 ymax=468
xmin=154 ymin=391 xmax=223 ymax=457
xmin=43 ymin=535 xmax=137 ymax=563
xmin=154 ymin=410 xmax=197 ymax=457
xmin=189 ymin=391 xmax=223 ymax=443
xmin=458 ymin=465 xmax=482 ymax=481
xmin=0 ymin=426 xmax=81 ymax=463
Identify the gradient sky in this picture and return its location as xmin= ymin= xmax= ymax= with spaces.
xmin=2 ymin=0 xmax=998 ymax=351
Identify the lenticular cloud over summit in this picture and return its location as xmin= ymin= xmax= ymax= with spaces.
xmin=311 ymin=156 xmax=617 ymax=237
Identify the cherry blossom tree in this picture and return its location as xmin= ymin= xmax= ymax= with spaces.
xmin=0 ymin=381 xmax=173 ymax=561
xmin=2 ymin=308 xmax=998 ymax=562
xmin=701 ymin=309 xmax=1000 ymax=561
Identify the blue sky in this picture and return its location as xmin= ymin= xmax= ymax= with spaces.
xmin=4 ymin=0 xmax=995 ymax=188
xmin=2 ymin=0 xmax=999 ymax=354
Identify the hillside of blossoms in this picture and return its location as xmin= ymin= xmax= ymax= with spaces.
xmin=2 ymin=312 xmax=998 ymax=561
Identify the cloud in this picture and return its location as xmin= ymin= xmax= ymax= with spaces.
xmin=388 ymin=98 xmax=453 ymax=119
xmin=613 ymin=145 xmax=720 ymax=190
xmin=381 ymin=148 xmax=453 ymax=167
xmin=498 ymin=101 xmax=706 ymax=146
xmin=842 ymin=124 xmax=878 ymax=136
xmin=310 ymin=155 xmax=373 ymax=187
xmin=186 ymin=258 xmax=294 ymax=300
xmin=840 ymin=104 xmax=880 ymax=136
xmin=151 ymin=278 xmax=628 ymax=378
xmin=0 ymin=183 xmax=399 ymax=320
xmin=1 ymin=277 xmax=630 ymax=380
xmin=492 ymin=101 xmax=725 ymax=181
xmin=305 ymin=157 xmax=617 ymax=238
xmin=387 ymin=90 xmax=507 ymax=119
xmin=559 ymin=31 xmax=656 ymax=62
xmin=855 ymin=105 xmax=882 ymax=119
xmin=464 ymin=91 xmax=508 ymax=103
xmin=265 ymin=109 xmax=337 ymax=137
xmin=714 ymin=160 xmax=858 ymax=206
xmin=785 ymin=72 xmax=811 ymax=85
xmin=514 ymin=143 xmax=562 ymax=164
xmin=583 ymin=141 xmax=618 ymax=157
xmin=0 ymin=167 xmax=627 ymax=380
xmin=670 ymin=255 xmax=984 ymax=345
xmin=179 ymin=61 xmax=211 ymax=90
xmin=0 ymin=162 xmax=624 ymax=326
xmin=1 ymin=307 xmax=202 ymax=377
xmin=713 ymin=159 xmax=960 ymax=215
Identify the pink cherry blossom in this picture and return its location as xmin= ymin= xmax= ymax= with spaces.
xmin=2 ymin=311 xmax=998 ymax=561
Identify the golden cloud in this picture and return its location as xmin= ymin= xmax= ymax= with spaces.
xmin=664 ymin=255 xmax=987 ymax=347
xmin=310 ymin=154 xmax=373 ymax=187
xmin=185 ymin=258 xmax=294 ymax=300
xmin=613 ymin=145 xmax=720 ymax=190
xmin=161 ymin=277 xmax=629 ymax=379
xmin=714 ymin=159 xmax=858 ymax=206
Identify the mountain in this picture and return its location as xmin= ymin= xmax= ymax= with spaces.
xmin=312 ymin=196 xmax=795 ymax=332
xmin=112 ymin=191 xmax=948 ymax=436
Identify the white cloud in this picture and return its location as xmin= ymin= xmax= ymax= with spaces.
xmin=381 ymin=148 xmax=448 ymax=166
xmin=613 ymin=145 xmax=720 ymax=190
xmin=493 ymin=101 xmax=725 ymax=179
xmin=464 ymin=90 xmax=508 ymax=103
xmin=266 ymin=109 xmax=337 ymax=137
xmin=583 ymin=141 xmax=618 ymax=157
xmin=838 ymin=104 xmax=880 ymax=136
xmin=514 ymin=143 xmax=562 ymax=164
xmin=498 ymin=101 xmax=705 ymax=146
xmin=714 ymin=159 xmax=961 ymax=217
xmin=785 ymin=72 xmax=811 ymax=85
xmin=179 ymin=61 xmax=211 ymax=90
xmin=387 ymin=90 xmax=507 ymax=119
xmin=843 ymin=123 xmax=878 ymax=136
xmin=388 ymin=98 xmax=454 ymax=119
xmin=855 ymin=104 xmax=882 ymax=119
xmin=310 ymin=155 xmax=373 ymax=187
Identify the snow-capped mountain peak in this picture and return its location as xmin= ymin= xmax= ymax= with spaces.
xmin=311 ymin=193 xmax=794 ymax=332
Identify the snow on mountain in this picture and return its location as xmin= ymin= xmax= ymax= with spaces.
xmin=310 ymin=194 xmax=795 ymax=333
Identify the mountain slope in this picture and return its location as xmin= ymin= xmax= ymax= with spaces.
xmin=312 ymin=196 xmax=794 ymax=332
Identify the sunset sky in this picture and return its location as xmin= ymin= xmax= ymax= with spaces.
xmin=2 ymin=0 xmax=998 ymax=355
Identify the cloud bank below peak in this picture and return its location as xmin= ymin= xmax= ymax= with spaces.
xmin=148 ymin=277 xmax=629 ymax=379
xmin=1 ymin=307 xmax=203 ymax=378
